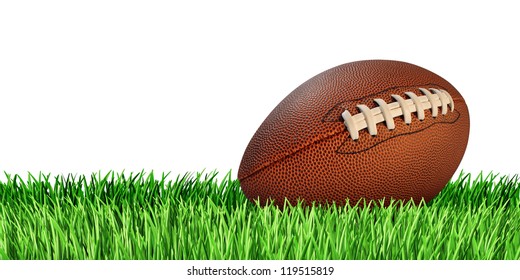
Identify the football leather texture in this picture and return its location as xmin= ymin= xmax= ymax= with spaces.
xmin=238 ymin=60 xmax=470 ymax=207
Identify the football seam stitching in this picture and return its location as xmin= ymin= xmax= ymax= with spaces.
xmin=341 ymin=88 xmax=454 ymax=140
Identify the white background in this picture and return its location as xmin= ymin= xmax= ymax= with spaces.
xmin=1 ymin=0 xmax=519 ymax=181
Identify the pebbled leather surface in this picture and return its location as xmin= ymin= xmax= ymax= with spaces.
xmin=238 ymin=60 xmax=470 ymax=207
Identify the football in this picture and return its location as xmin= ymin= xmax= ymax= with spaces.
xmin=238 ymin=60 xmax=470 ymax=207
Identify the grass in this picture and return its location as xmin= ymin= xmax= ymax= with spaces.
xmin=0 ymin=171 xmax=518 ymax=260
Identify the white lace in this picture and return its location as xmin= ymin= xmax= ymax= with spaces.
xmin=341 ymin=88 xmax=454 ymax=140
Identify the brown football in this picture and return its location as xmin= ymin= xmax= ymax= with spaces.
xmin=238 ymin=60 xmax=470 ymax=207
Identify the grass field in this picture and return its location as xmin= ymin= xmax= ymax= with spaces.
xmin=0 ymin=171 xmax=518 ymax=260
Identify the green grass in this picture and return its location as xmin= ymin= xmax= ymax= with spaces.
xmin=0 ymin=171 xmax=518 ymax=260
